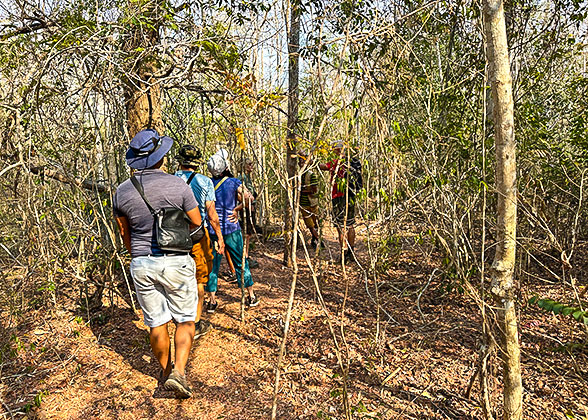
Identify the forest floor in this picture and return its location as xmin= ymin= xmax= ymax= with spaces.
xmin=1 ymin=225 xmax=587 ymax=420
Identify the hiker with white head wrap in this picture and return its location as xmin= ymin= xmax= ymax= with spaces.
xmin=204 ymin=149 xmax=259 ymax=312
xmin=207 ymin=149 xmax=230 ymax=177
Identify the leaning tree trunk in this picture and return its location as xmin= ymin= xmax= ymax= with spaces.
xmin=283 ymin=1 xmax=300 ymax=266
xmin=123 ymin=1 xmax=164 ymax=138
xmin=483 ymin=1 xmax=522 ymax=419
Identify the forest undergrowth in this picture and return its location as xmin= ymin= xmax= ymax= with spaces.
xmin=0 ymin=0 xmax=587 ymax=419
xmin=0 ymin=225 xmax=586 ymax=420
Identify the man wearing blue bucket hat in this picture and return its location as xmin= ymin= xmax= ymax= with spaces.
xmin=113 ymin=128 xmax=202 ymax=398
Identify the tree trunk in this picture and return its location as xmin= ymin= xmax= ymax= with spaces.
xmin=123 ymin=1 xmax=164 ymax=138
xmin=283 ymin=1 xmax=300 ymax=266
xmin=482 ymin=1 xmax=522 ymax=419
xmin=124 ymin=70 xmax=163 ymax=138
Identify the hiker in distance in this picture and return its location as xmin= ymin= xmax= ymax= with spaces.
xmin=319 ymin=140 xmax=362 ymax=262
xmin=113 ymin=129 xmax=201 ymax=398
xmin=175 ymin=144 xmax=225 ymax=339
xmin=298 ymin=150 xmax=322 ymax=250
xmin=238 ymin=158 xmax=259 ymax=269
xmin=206 ymin=149 xmax=259 ymax=310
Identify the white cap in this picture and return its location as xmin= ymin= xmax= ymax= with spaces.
xmin=207 ymin=148 xmax=230 ymax=177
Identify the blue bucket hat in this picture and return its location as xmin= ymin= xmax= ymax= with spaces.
xmin=125 ymin=129 xmax=174 ymax=170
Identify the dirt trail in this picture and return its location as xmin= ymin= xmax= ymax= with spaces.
xmin=1 ymin=227 xmax=587 ymax=419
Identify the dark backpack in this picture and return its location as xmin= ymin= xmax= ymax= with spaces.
xmin=348 ymin=156 xmax=363 ymax=196
xmin=131 ymin=176 xmax=193 ymax=252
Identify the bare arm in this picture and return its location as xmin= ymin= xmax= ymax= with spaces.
xmin=115 ymin=216 xmax=132 ymax=254
xmin=234 ymin=201 xmax=244 ymax=212
xmin=238 ymin=184 xmax=253 ymax=206
xmin=206 ymin=200 xmax=225 ymax=254
xmin=186 ymin=207 xmax=202 ymax=228
xmin=229 ymin=185 xmax=250 ymax=223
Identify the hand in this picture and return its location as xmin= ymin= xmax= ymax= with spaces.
xmin=216 ymin=239 xmax=225 ymax=255
xmin=228 ymin=209 xmax=239 ymax=223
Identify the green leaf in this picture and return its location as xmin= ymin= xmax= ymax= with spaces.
xmin=562 ymin=307 xmax=575 ymax=316
xmin=538 ymin=299 xmax=555 ymax=311
xmin=571 ymin=310 xmax=583 ymax=321
xmin=528 ymin=295 xmax=539 ymax=305
xmin=552 ymin=303 xmax=565 ymax=314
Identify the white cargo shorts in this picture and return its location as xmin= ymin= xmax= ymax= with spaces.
xmin=130 ymin=254 xmax=197 ymax=327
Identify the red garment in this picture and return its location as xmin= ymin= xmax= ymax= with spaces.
xmin=326 ymin=159 xmax=348 ymax=199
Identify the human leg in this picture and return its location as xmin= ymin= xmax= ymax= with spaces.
xmin=164 ymin=322 xmax=195 ymax=398
xmin=244 ymin=233 xmax=259 ymax=269
xmin=200 ymin=232 xmax=215 ymax=318
xmin=348 ymin=225 xmax=356 ymax=248
xmin=206 ymin=234 xmax=223 ymax=305
xmin=149 ymin=323 xmax=172 ymax=377
xmin=201 ymin=230 xmax=214 ymax=274
xmin=344 ymin=201 xmax=357 ymax=261
xmin=309 ymin=223 xmax=320 ymax=243
xmin=149 ymin=255 xmax=197 ymax=397
xmin=130 ymin=257 xmax=174 ymax=379
xmin=302 ymin=205 xmax=320 ymax=243
xmin=332 ymin=197 xmax=346 ymax=249
xmin=174 ymin=321 xmax=195 ymax=374
xmin=191 ymin=241 xmax=209 ymax=324
xmin=196 ymin=284 xmax=205 ymax=320
xmin=309 ymin=206 xmax=322 ymax=243
xmin=309 ymin=212 xmax=325 ymax=249
xmin=224 ymin=230 xmax=254 ymax=295
xmin=245 ymin=286 xmax=259 ymax=307
xmin=224 ymin=249 xmax=235 ymax=275
xmin=336 ymin=226 xmax=345 ymax=249
xmin=194 ymin=283 xmax=212 ymax=338
xmin=131 ymin=255 xmax=197 ymax=395
xmin=243 ymin=206 xmax=259 ymax=267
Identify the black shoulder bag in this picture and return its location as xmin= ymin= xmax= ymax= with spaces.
xmin=130 ymin=176 xmax=193 ymax=252
xmin=185 ymin=172 xmax=205 ymax=244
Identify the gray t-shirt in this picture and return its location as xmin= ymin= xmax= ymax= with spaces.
xmin=113 ymin=169 xmax=198 ymax=257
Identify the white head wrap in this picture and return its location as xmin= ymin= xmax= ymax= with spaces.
xmin=207 ymin=148 xmax=230 ymax=177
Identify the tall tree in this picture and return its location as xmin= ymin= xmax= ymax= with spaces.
xmin=123 ymin=0 xmax=165 ymax=137
xmin=283 ymin=0 xmax=301 ymax=266
xmin=483 ymin=0 xmax=522 ymax=419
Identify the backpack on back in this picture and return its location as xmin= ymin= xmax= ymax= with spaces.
xmin=348 ymin=156 xmax=363 ymax=196
xmin=131 ymin=176 xmax=193 ymax=252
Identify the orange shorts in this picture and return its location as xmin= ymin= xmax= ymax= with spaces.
xmin=191 ymin=229 xmax=214 ymax=284
xmin=301 ymin=205 xmax=318 ymax=229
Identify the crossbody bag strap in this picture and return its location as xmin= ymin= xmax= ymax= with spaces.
xmin=130 ymin=175 xmax=157 ymax=215
xmin=214 ymin=176 xmax=228 ymax=191
xmin=186 ymin=172 xmax=197 ymax=185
